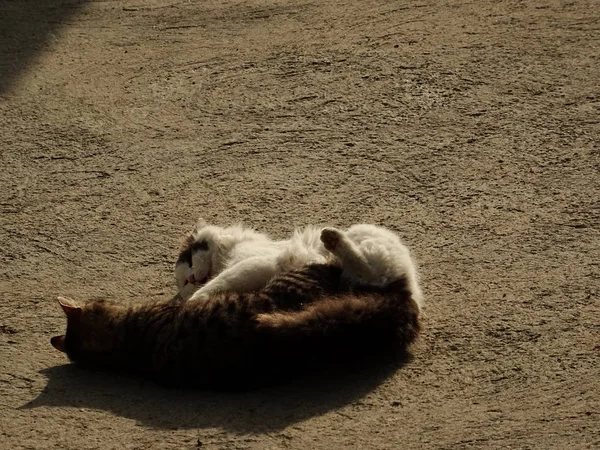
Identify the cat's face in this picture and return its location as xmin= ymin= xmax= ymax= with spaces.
xmin=174 ymin=223 xmax=223 ymax=299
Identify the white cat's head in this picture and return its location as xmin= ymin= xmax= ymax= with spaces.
xmin=174 ymin=219 xmax=229 ymax=300
xmin=175 ymin=219 xmax=271 ymax=299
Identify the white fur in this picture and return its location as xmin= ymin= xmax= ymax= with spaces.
xmin=175 ymin=224 xmax=328 ymax=301
xmin=176 ymin=221 xmax=423 ymax=310
xmin=322 ymin=224 xmax=423 ymax=309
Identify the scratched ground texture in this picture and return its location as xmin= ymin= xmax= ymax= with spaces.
xmin=0 ymin=0 xmax=598 ymax=449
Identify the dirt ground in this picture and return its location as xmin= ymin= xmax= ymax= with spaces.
xmin=1 ymin=0 xmax=598 ymax=448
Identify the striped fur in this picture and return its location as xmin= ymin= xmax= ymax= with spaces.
xmin=53 ymin=264 xmax=420 ymax=389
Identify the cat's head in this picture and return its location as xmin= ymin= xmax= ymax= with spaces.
xmin=174 ymin=218 xmax=227 ymax=300
xmin=51 ymin=296 xmax=125 ymax=367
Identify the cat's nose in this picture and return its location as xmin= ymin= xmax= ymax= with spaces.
xmin=187 ymin=274 xmax=196 ymax=284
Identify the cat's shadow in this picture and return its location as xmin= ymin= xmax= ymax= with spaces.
xmin=21 ymin=355 xmax=411 ymax=433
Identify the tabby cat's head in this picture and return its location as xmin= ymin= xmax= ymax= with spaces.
xmin=51 ymin=297 xmax=126 ymax=368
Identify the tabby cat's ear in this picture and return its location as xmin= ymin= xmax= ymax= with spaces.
xmin=51 ymin=335 xmax=66 ymax=352
xmin=57 ymin=296 xmax=82 ymax=321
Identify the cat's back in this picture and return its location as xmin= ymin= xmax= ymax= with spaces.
xmin=226 ymin=233 xmax=284 ymax=263
xmin=151 ymin=264 xmax=346 ymax=384
xmin=148 ymin=291 xmax=275 ymax=386
xmin=275 ymin=225 xmax=328 ymax=272
xmin=346 ymin=223 xmax=404 ymax=246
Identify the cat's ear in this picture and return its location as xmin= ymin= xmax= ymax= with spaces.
xmin=51 ymin=335 xmax=66 ymax=353
xmin=181 ymin=232 xmax=196 ymax=251
xmin=57 ymin=296 xmax=82 ymax=321
xmin=194 ymin=217 xmax=207 ymax=231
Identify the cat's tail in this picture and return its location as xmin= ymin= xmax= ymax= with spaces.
xmin=255 ymin=278 xmax=420 ymax=364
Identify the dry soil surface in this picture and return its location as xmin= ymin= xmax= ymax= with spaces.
xmin=1 ymin=0 xmax=599 ymax=449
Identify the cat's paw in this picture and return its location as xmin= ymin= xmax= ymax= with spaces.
xmin=320 ymin=227 xmax=343 ymax=252
xmin=178 ymin=282 xmax=200 ymax=302
xmin=189 ymin=290 xmax=210 ymax=302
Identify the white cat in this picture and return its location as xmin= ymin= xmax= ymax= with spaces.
xmin=175 ymin=220 xmax=423 ymax=310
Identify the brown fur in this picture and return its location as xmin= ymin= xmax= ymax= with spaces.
xmin=53 ymin=264 xmax=420 ymax=389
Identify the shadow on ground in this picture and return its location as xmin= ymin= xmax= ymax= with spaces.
xmin=22 ymin=355 xmax=411 ymax=433
xmin=0 ymin=0 xmax=88 ymax=94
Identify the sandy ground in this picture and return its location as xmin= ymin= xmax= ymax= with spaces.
xmin=1 ymin=0 xmax=598 ymax=448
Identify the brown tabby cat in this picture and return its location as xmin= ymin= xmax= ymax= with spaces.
xmin=51 ymin=264 xmax=420 ymax=389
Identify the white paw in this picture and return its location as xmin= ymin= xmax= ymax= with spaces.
xmin=179 ymin=284 xmax=199 ymax=301
xmin=189 ymin=290 xmax=211 ymax=302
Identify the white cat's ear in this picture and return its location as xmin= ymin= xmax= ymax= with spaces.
xmin=57 ymin=296 xmax=82 ymax=321
xmin=195 ymin=217 xmax=207 ymax=231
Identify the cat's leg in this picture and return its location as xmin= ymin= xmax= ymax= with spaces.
xmin=320 ymin=227 xmax=376 ymax=281
xmin=188 ymin=256 xmax=279 ymax=301
xmin=178 ymin=283 xmax=198 ymax=302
